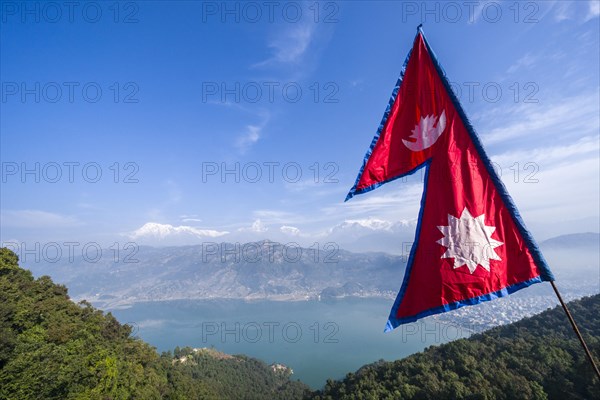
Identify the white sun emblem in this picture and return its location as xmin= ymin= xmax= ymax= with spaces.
xmin=437 ymin=208 xmax=503 ymax=274
xmin=402 ymin=110 xmax=446 ymax=151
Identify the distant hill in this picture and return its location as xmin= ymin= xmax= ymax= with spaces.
xmin=540 ymin=232 xmax=600 ymax=249
xmin=311 ymin=295 xmax=600 ymax=400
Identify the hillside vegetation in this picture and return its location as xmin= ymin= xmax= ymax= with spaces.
xmin=0 ymin=248 xmax=309 ymax=400
xmin=312 ymin=294 xmax=600 ymax=399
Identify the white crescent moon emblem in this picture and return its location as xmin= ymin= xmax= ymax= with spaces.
xmin=402 ymin=110 xmax=446 ymax=152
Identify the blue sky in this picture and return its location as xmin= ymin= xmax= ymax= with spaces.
xmin=1 ymin=0 xmax=599 ymax=253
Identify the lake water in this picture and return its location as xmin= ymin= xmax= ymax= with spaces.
xmin=110 ymin=298 xmax=470 ymax=389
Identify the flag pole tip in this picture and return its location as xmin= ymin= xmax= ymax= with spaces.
xmin=417 ymin=23 xmax=423 ymax=31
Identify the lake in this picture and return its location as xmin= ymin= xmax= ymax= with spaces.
xmin=110 ymin=298 xmax=470 ymax=389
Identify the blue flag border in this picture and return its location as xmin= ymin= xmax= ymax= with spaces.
xmin=343 ymin=27 xmax=555 ymax=332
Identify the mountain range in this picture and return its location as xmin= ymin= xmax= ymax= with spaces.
xmin=23 ymin=233 xmax=598 ymax=310
xmin=26 ymin=240 xmax=404 ymax=308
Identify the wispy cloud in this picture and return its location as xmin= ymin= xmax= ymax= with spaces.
xmin=235 ymin=111 xmax=270 ymax=154
xmin=180 ymin=215 xmax=203 ymax=223
xmin=0 ymin=210 xmax=81 ymax=229
xmin=480 ymin=92 xmax=600 ymax=146
xmin=253 ymin=210 xmax=294 ymax=220
xmin=503 ymin=155 xmax=599 ymax=222
xmin=549 ymin=0 xmax=599 ymax=23
xmin=323 ymin=182 xmax=425 ymax=223
xmin=468 ymin=0 xmax=497 ymax=24
xmin=253 ymin=22 xmax=316 ymax=67
xmin=507 ymin=53 xmax=537 ymax=73
xmin=251 ymin=209 xmax=306 ymax=225
xmin=283 ymin=178 xmax=342 ymax=199
xmin=492 ymin=135 xmax=599 ymax=168
xmin=235 ymin=125 xmax=261 ymax=152
xmin=552 ymin=1 xmax=572 ymax=22
xmin=206 ymin=100 xmax=270 ymax=154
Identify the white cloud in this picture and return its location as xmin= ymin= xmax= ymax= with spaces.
xmin=130 ymin=222 xmax=229 ymax=240
xmin=0 ymin=210 xmax=81 ymax=228
xmin=235 ymin=125 xmax=261 ymax=153
xmin=238 ymin=219 xmax=268 ymax=233
xmin=252 ymin=210 xmax=306 ymax=225
xmin=549 ymin=1 xmax=599 ymax=22
xmin=331 ymin=182 xmax=424 ymax=218
xmin=254 ymin=22 xmax=315 ymax=67
xmin=327 ymin=218 xmax=416 ymax=236
xmin=284 ymin=178 xmax=320 ymax=192
xmin=552 ymin=1 xmax=572 ymax=22
xmin=503 ymin=156 xmax=599 ymax=223
xmin=491 ymin=135 xmax=599 ymax=168
xmin=486 ymin=135 xmax=599 ymax=236
xmin=587 ymin=0 xmax=600 ymax=21
xmin=480 ymin=93 xmax=600 ymax=146
xmin=234 ymin=111 xmax=269 ymax=154
xmin=254 ymin=210 xmax=293 ymax=219
xmin=337 ymin=218 xmax=395 ymax=232
xmin=321 ymin=217 xmax=418 ymax=254
xmin=507 ymin=53 xmax=537 ymax=73
xmin=179 ymin=214 xmax=202 ymax=223
xmin=280 ymin=225 xmax=301 ymax=236
xmin=468 ymin=0 xmax=497 ymax=24
xmin=283 ymin=178 xmax=343 ymax=200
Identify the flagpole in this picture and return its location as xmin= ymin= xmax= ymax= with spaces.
xmin=550 ymin=281 xmax=600 ymax=381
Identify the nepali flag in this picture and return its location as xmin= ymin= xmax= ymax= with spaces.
xmin=345 ymin=27 xmax=555 ymax=332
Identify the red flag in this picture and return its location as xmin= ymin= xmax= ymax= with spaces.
xmin=345 ymin=28 xmax=554 ymax=332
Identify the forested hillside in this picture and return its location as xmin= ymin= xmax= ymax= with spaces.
xmin=0 ymin=248 xmax=309 ymax=400
xmin=312 ymin=295 xmax=600 ymax=399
